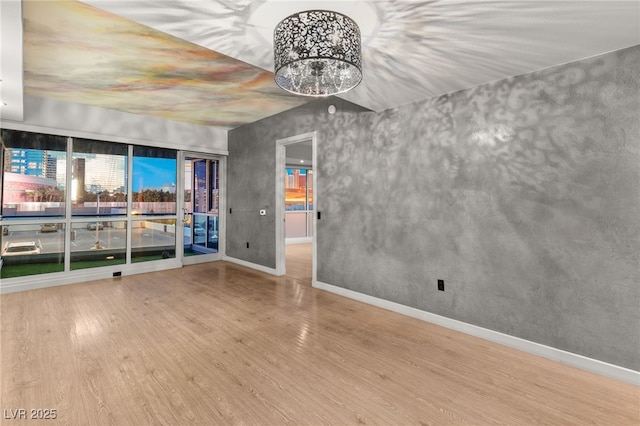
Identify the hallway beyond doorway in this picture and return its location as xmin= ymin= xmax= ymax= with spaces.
xmin=285 ymin=243 xmax=312 ymax=283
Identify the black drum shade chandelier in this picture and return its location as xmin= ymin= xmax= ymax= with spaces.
xmin=273 ymin=10 xmax=362 ymax=97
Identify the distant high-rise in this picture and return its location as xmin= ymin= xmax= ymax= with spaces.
xmin=3 ymin=148 xmax=12 ymax=172
xmin=73 ymin=158 xmax=86 ymax=202
xmin=6 ymin=148 xmax=42 ymax=175
xmin=3 ymin=148 xmax=57 ymax=179
xmin=292 ymin=169 xmax=300 ymax=189
xmin=43 ymin=151 xmax=57 ymax=180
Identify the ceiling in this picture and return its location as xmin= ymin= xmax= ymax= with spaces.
xmin=286 ymin=140 xmax=313 ymax=167
xmin=1 ymin=1 xmax=639 ymax=130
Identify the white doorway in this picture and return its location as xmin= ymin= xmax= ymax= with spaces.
xmin=275 ymin=132 xmax=317 ymax=282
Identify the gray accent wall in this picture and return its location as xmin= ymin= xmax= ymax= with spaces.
xmin=227 ymin=46 xmax=639 ymax=371
xmin=226 ymin=99 xmax=369 ymax=267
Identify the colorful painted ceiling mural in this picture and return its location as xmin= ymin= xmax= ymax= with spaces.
xmin=22 ymin=1 xmax=308 ymax=128
xmin=81 ymin=0 xmax=640 ymax=113
xmin=12 ymin=1 xmax=640 ymax=129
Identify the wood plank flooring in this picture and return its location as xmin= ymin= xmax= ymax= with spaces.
xmin=285 ymin=243 xmax=312 ymax=283
xmin=1 ymin=261 xmax=638 ymax=425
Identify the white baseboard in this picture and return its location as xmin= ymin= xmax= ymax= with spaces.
xmin=285 ymin=237 xmax=312 ymax=245
xmin=0 ymin=259 xmax=182 ymax=294
xmin=223 ymin=256 xmax=279 ymax=276
xmin=313 ymin=280 xmax=640 ymax=386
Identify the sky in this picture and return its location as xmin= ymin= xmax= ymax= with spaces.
xmin=132 ymin=157 xmax=177 ymax=191
xmin=286 ymin=168 xmax=307 ymax=175
xmin=53 ymin=155 xmax=176 ymax=192
xmin=17 ymin=149 xmax=176 ymax=192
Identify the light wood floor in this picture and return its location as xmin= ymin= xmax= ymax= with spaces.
xmin=1 ymin=261 xmax=638 ymax=425
xmin=285 ymin=243 xmax=312 ymax=283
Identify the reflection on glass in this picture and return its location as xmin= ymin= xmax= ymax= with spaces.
xmin=132 ymin=147 xmax=177 ymax=215
xmin=1 ymin=131 xmax=183 ymax=279
xmin=0 ymin=222 xmax=64 ymax=278
xmin=183 ymin=160 xmax=192 ymax=209
xmin=1 ymin=129 xmax=67 ymax=217
xmin=209 ymin=160 xmax=219 ymax=212
xmin=131 ymin=219 xmax=176 ymax=262
xmin=207 ymin=216 xmax=218 ymax=250
xmin=70 ymin=221 xmax=126 ymax=270
xmin=193 ymin=160 xmax=207 ymax=214
xmin=184 ymin=158 xmax=219 ymax=256
xmin=193 ymin=214 xmax=207 ymax=246
xmin=71 ymin=139 xmax=127 ymax=216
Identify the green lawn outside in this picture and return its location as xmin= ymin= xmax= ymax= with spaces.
xmin=1 ymin=249 xmax=206 ymax=279
xmin=1 ymin=263 xmax=64 ymax=279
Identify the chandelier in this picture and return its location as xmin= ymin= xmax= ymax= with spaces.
xmin=274 ymin=10 xmax=362 ymax=97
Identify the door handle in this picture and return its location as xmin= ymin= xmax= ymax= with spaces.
xmin=182 ymin=208 xmax=190 ymax=224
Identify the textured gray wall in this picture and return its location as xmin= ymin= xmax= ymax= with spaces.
xmin=227 ymin=46 xmax=639 ymax=370
xmin=226 ymin=98 xmax=369 ymax=267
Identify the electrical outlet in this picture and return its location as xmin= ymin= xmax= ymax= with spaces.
xmin=437 ymin=279 xmax=444 ymax=291
xmin=113 ymin=271 xmax=122 ymax=277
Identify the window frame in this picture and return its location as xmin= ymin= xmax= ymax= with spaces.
xmin=0 ymin=130 xmax=182 ymax=280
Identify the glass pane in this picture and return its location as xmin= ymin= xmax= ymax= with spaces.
xmin=1 ymin=222 xmax=65 ymax=278
xmin=193 ymin=160 xmax=207 ymax=214
xmin=192 ymin=214 xmax=206 ymax=246
xmin=2 ymin=129 xmax=67 ymax=217
xmin=70 ymin=220 xmax=126 ymax=270
xmin=206 ymin=216 xmax=218 ymax=250
xmin=131 ymin=219 xmax=176 ymax=262
xmin=285 ymin=168 xmax=307 ymax=211
xmin=132 ymin=147 xmax=177 ymax=215
xmin=307 ymin=169 xmax=313 ymax=210
xmin=71 ymin=139 xmax=127 ymax=216
xmin=183 ymin=160 xmax=192 ymax=213
xmin=207 ymin=160 xmax=219 ymax=251
xmin=209 ymin=160 xmax=219 ymax=212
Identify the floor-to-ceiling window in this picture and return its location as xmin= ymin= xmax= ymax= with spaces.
xmin=70 ymin=138 xmax=128 ymax=270
xmin=131 ymin=146 xmax=177 ymax=262
xmin=1 ymin=132 xmax=67 ymax=277
xmin=0 ymin=129 xmax=186 ymax=280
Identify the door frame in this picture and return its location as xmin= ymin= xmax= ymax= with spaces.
xmin=178 ymin=151 xmax=226 ymax=266
xmin=275 ymin=131 xmax=317 ymax=280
